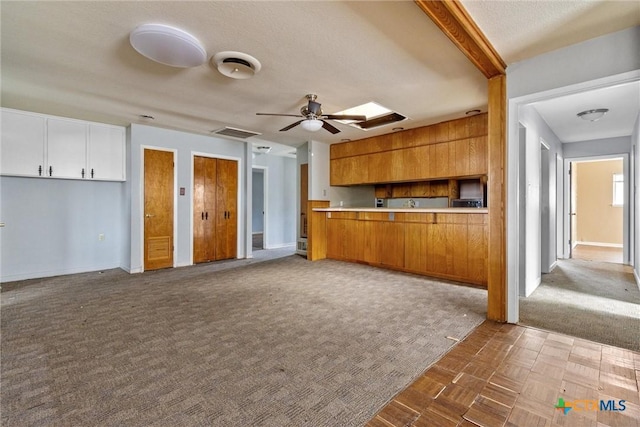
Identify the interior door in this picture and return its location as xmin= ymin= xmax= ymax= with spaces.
xmin=144 ymin=149 xmax=174 ymax=270
xmin=193 ymin=156 xmax=217 ymax=263
xmin=215 ymin=158 xmax=238 ymax=260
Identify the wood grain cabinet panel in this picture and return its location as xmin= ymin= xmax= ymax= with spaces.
xmin=469 ymin=137 xmax=488 ymax=175
xmin=324 ymin=211 xmax=487 ymax=286
xmin=330 ymin=156 xmax=367 ymax=186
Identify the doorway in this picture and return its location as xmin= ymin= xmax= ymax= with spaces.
xmin=252 ymin=167 xmax=266 ymax=250
xmin=568 ymin=157 xmax=624 ymax=264
xmin=143 ymin=148 xmax=175 ymax=271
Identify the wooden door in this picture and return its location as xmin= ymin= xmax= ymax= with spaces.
xmin=215 ymin=158 xmax=237 ymax=260
xmin=193 ymin=156 xmax=217 ymax=263
xmin=144 ymin=149 xmax=174 ymax=270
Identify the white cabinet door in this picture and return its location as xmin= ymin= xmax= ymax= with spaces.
xmin=1 ymin=109 xmax=46 ymax=177
xmin=46 ymin=118 xmax=87 ymax=179
xmin=88 ymin=124 xmax=125 ymax=181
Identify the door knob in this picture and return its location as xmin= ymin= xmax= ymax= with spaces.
xmin=145 ymin=214 xmax=155 ymax=218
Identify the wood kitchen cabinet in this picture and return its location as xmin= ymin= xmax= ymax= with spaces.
xmin=193 ymin=156 xmax=237 ymax=263
xmin=329 ymin=114 xmax=488 ymax=186
xmin=1 ymin=108 xmax=125 ymax=181
xmin=324 ymin=210 xmax=487 ymax=287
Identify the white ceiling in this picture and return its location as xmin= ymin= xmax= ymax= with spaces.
xmin=531 ymin=81 xmax=640 ymax=143
xmin=1 ymin=1 xmax=638 ymax=154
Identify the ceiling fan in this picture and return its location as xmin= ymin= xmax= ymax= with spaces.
xmin=256 ymin=94 xmax=366 ymax=134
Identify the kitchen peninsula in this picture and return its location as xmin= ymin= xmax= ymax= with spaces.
xmin=306 ymin=113 xmax=490 ymax=288
xmin=312 ymin=206 xmax=488 ymax=287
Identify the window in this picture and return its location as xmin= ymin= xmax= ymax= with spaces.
xmin=612 ymin=173 xmax=624 ymax=206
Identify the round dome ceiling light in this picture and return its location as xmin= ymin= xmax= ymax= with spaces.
xmin=130 ymin=24 xmax=207 ymax=68
xmin=212 ymin=51 xmax=261 ymax=79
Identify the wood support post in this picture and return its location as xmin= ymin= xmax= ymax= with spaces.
xmin=487 ymin=75 xmax=507 ymax=321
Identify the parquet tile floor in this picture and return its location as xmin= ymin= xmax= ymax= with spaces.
xmin=367 ymin=321 xmax=640 ymax=427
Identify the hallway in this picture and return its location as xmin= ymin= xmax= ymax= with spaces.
xmin=519 ymin=258 xmax=640 ymax=351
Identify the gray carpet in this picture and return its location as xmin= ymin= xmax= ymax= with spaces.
xmin=519 ymin=258 xmax=640 ymax=351
xmin=1 ymin=255 xmax=486 ymax=426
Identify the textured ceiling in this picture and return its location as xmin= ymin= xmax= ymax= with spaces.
xmin=1 ymin=1 xmax=638 ymax=153
xmin=460 ymin=0 xmax=640 ymax=64
xmin=0 ymin=1 xmax=486 ymax=151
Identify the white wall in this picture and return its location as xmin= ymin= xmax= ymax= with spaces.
xmin=508 ymin=27 xmax=640 ymax=99
xmin=632 ymin=114 xmax=640 ymax=286
xmin=252 ymin=153 xmax=297 ymax=248
xmin=517 ymin=105 xmax=563 ymax=296
xmin=0 ymin=177 xmax=125 ymax=281
xmin=128 ymin=124 xmax=246 ymax=272
xmin=506 ymin=26 xmax=640 ymax=322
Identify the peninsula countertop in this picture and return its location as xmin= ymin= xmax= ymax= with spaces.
xmin=312 ymin=207 xmax=488 ymax=214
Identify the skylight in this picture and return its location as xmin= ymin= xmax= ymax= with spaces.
xmin=333 ymin=101 xmax=407 ymax=131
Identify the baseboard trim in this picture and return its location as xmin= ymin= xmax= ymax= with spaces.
xmin=265 ymin=242 xmax=296 ymax=250
xmin=1 ymin=263 xmax=122 ymax=283
xmin=575 ymin=241 xmax=623 ymax=248
xmin=635 ymin=268 xmax=640 ymax=291
xmin=548 ymin=261 xmax=558 ymax=272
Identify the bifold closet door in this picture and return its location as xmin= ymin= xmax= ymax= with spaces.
xmin=215 ymin=159 xmax=238 ymax=260
xmin=193 ymin=156 xmax=217 ymax=263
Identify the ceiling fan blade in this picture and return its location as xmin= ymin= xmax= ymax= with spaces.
xmin=280 ymin=120 xmax=304 ymax=132
xmin=256 ymin=113 xmax=303 ymax=118
xmin=321 ymin=120 xmax=340 ymax=134
xmin=308 ymin=100 xmax=322 ymax=116
xmin=323 ymin=114 xmax=366 ymax=121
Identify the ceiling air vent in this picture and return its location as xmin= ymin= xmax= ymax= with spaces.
xmin=212 ymin=127 xmax=261 ymax=139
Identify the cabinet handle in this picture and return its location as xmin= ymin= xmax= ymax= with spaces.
xmin=227 ymin=211 xmax=231 ymax=219
xmin=91 ymin=168 xmax=94 ymax=179
xmin=38 ymin=165 xmax=42 ymax=176
xmin=205 ymin=212 xmax=208 ymax=220
xmin=49 ymin=166 xmax=53 ymax=177
xmin=201 ymin=212 xmax=204 ymax=220
xmin=224 ymin=211 xmax=228 ymax=219
xmin=81 ymin=168 xmax=85 ymax=178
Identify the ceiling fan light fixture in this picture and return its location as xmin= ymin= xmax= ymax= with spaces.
xmin=577 ymin=108 xmax=609 ymax=122
xmin=213 ymin=51 xmax=261 ymax=79
xmin=129 ymin=24 xmax=207 ymax=68
xmin=300 ymin=119 xmax=323 ymax=132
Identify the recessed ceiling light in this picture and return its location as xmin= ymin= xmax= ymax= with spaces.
xmin=130 ymin=24 xmax=207 ymax=68
xmin=465 ymin=109 xmax=481 ymax=115
xmin=577 ymin=108 xmax=609 ymax=122
xmin=392 ymin=127 xmax=404 ymax=131
xmin=139 ymin=114 xmax=155 ymax=120
xmin=212 ymin=51 xmax=261 ymax=79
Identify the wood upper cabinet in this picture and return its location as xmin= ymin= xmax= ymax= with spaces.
xmin=330 ymin=114 xmax=488 ymax=185
xmin=193 ymin=156 xmax=237 ymax=263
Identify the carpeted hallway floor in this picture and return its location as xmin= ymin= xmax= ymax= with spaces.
xmin=1 ymin=255 xmax=487 ymax=426
xmin=519 ymin=258 xmax=640 ymax=351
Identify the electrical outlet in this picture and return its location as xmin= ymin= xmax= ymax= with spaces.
xmin=98 ymin=234 xmax=105 ymax=241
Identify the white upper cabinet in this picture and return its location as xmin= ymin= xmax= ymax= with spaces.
xmin=1 ymin=109 xmax=46 ymax=177
xmin=88 ymin=124 xmax=125 ymax=181
xmin=0 ymin=108 xmax=125 ymax=181
xmin=47 ymin=118 xmax=88 ymax=179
